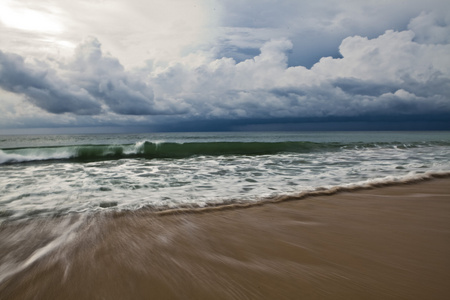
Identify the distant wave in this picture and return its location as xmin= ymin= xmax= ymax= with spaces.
xmin=1 ymin=140 xmax=449 ymax=164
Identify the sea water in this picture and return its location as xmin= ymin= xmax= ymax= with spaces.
xmin=1 ymin=131 xmax=449 ymax=222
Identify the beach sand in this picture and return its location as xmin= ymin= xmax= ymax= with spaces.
xmin=1 ymin=178 xmax=449 ymax=299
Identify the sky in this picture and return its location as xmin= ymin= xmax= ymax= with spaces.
xmin=0 ymin=0 xmax=450 ymax=133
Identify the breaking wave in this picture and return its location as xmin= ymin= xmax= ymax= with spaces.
xmin=1 ymin=140 xmax=449 ymax=165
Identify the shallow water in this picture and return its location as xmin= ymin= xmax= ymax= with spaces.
xmin=1 ymin=131 xmax=450 ymax=298
xmin=0 ymin=178 xmax=449 ymax=299
xmin=1 ymin=131 xmax=449 ymax=222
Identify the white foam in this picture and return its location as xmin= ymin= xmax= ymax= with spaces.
xmin=0 ymin=148 xmax=73 ymax=164
xmin=1 ymin=140 xmax=449 ymax=222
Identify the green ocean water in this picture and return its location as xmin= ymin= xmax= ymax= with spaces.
xmin=1 ymin=131 xmax=449 ymax=221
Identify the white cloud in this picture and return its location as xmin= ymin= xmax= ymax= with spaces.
xmin=0 ymin=1 xmax=449 ymax=130
xmin=408 ymin=11 xmax=450 ymax=44
xmin=215 ymin=0 xmax=450 ymax=67
xmin=0 ymin=0 xmax=217 ymax=69
xmin=0 ymin=37 xmax=182 ymax=116
xmin=0 ymin=0 xmax=64 ymax=33
xmin=147 ymin=24 xmax=450 ymax=119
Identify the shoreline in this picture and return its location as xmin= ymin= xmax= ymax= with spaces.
xmin=1 ymin=177 xmax=450 ymax=299
xmin=152 ymin=171 xmax=450 ymax=216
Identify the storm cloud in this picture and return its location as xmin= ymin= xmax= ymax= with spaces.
xmin=147 ymin=26 xmax=450 ymax=121
xmin=0 ymin=0 xmax=449 ymax=131
xmin=216 ymin=0 xmax=450 ymax=67
xmin=0 ymin=37 xmax=179 ymax=116
xmin=0 ymin=50 xmax=101 ymax=115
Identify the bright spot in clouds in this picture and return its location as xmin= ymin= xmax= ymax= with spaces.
xmin=0 ymin=0 xmax=64 ymax=34
xmin=0 ymin=0 xmax=449 ymax=132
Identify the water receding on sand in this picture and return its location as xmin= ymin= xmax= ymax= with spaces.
xmin=0 ymin=178 xmax=449 ymax=299
xmin=1 ymin=132 xmax=449 ymax=298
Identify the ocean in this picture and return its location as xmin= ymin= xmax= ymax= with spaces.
xmin=1 ymin=131 xmax=450 ymax=298
xmin=1 ymin=131 xmax=449 ymax=221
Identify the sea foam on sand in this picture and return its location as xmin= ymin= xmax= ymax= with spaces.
xmin=0 ymin=178 xmax=449 ymax=299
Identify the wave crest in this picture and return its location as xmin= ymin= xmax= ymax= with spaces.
xmin=1 ymin=140 xmax=449 ymax=164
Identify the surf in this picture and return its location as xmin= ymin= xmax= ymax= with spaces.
xmin=1 ymin=140 xmax=448 ymax=165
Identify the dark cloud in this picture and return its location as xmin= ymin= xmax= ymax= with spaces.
xmin=1 ymin=4 xmax=450 ymax=131
xmin=146 ymin=114 xmax=450 ymax=132
xmin=147 ymin=27 xmax=450 ymax=122
xmin=216 ymin=0 xmax=450 ymax=68
xmin=0 ymin=51 xmax=101 ymax=115
xmin=0 ymin=38 xmax=181 ymax=116
xmin=67 ymin=37 xmax=161 ymax=115
xmin=332 ymin=78 xmax=398 ymax=97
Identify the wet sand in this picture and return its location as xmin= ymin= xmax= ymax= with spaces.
xmin=1 ymin=178 xmax=449 ymax=299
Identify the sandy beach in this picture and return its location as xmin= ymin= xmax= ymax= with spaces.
xmin=1 ymin=177 xmax=449 ymax=299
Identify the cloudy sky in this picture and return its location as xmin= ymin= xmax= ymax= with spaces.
xmin=0 ymin=0 xmax=449 ymax=133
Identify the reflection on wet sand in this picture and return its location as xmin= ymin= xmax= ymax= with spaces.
xmin=1 ymin=178 xmax=449 ymax=299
